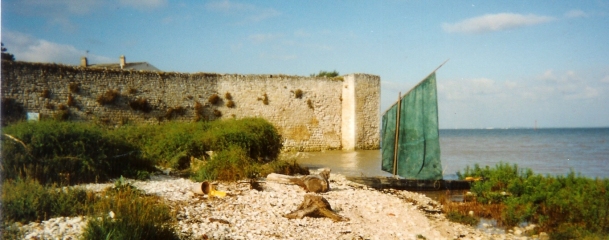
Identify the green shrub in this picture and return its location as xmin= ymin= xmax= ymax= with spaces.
xmin=446 ymin=211 xmax=478 ymax=226
xmin=82 ymin=181 xmax=179 ymax=240
xmin=310 ymin=70 xmax=339 ymax=78
xmin=1 ymin=178 xmax=95 ymax=223
xmin=458 ymin=163 xmax=609 ymax=237
xmin=1 ymin=120 xmax=151 ymax=185
xmin=192 ymin=146 xmax=255 ymax=181
xmin=200 ymin=118 xmax=282 ymax=162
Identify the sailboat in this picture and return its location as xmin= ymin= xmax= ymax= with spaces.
xmin=348 ymin=61 xmax=471 ymax=191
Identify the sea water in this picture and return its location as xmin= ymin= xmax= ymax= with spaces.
xmin=298 ymin=128 xmax=609 ymax=179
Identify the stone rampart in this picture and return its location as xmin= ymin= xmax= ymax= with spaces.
xmin=1 ymin=61 xmax=380 ymax=151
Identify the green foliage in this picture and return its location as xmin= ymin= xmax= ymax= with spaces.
xmin=446 ymin=211 xmax=478 ymax=226
xmin=1 ymin=120 xmax=151 ymax=185
xmin=310 ymin=70 xmax=339 ymax=78
xmin=82 ymin=180 xmax=179 ymax=240
xmin=2 ymin=177 xmax=179 ymax=240
xmin=1 ymin=178 xmax=95 ymax=223
xmin=113 ymin=117 xmax=282 ymax=170
xmin=459 ymin=163 xmax=609 ymax=237
xmin=199 ymin=118 xmax=282 ymax=162
xmin=192 ymin=146 xmax=255 ymax=181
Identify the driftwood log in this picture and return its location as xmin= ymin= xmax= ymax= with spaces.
xmin=266 ymin=168 xmax=331 ymax=193
xmin=284 ymin=194 xmax=348 ymax=222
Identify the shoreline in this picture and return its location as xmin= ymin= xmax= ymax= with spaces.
xmin=11 ymin=170 xmax=537 ymax=240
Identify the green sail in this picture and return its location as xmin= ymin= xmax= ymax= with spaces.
xmin=381 ymin=72 xmax=442 ymax=180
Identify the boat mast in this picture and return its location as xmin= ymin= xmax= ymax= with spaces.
xmin=392 ymin=92 xmax=402 ymax=176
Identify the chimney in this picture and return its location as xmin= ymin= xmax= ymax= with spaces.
xmin=119 ymin=55 xmax=126 ymax=69
xmin=80 ymin=57 xmax=88 ymax=67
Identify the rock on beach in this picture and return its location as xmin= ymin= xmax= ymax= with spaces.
xmin=15 ymin=169 xmax=528 ymax=240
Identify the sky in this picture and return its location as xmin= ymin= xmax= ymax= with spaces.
xmin=2 ymin=0 xmax=609 ymax=129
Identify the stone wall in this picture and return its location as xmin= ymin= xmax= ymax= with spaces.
xmin=1 ymin=61 xmax=380 ymax=151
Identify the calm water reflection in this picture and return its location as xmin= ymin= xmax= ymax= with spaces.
xmin=296 ymin=150 xmax=392 ymax=177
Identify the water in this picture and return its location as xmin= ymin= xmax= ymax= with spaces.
xmin=298 ymin=128 xmax=609 ymax=179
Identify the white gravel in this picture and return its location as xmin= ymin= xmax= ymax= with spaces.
xmin=14 ymin=169 xmax=540 ymax=240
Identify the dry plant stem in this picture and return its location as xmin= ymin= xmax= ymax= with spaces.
xmin=3 ymin=133 xmax=30 ymax=152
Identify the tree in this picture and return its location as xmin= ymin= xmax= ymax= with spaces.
xmin=2 ymin=42 xmax=16 ymax=61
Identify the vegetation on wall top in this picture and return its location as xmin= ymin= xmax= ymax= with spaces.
xmin=311 ymin=70 xmax=339 ymax=78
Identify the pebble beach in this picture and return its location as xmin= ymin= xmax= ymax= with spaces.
xmin=14 ymin=169 xmax=540 ymax=240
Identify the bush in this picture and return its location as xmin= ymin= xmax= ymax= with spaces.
xmin=2 ymin=177 xmax=179 ymax=240
xmin=200 ymin=118 xmax=282 ymax=162
xmin=1 ymin=120 xmax=151 ymax=185
xmin=457 ymin=163 xmax=609 ymax=237
xmin=310 ymin=70 xmax=339 ymax=78
xmin=1 ymin=178 xmax=95 ymax=223
xmin=82 ymin=180 xmax=179 ymax=240
xmin=192 ymin=146 xmax=254 ymax=181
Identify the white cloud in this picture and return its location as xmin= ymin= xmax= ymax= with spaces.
xmin=119 ymin=0 xmax=167 ymax=10
xmin=3 ymin=31 xmax=112 ymax=65
xmin=205 ymin=0 xmax=280 ymax=22
xmin=565 ymin=9 xmax=588 ymax=18
xmin=442 ymin=13 xmax=555 ymax=34
xmin=601 ymin=75 xmax=609 ymax=83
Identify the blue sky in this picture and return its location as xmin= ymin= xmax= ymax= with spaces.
xmin=2 ymin=0 xmax=609 ymax=129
